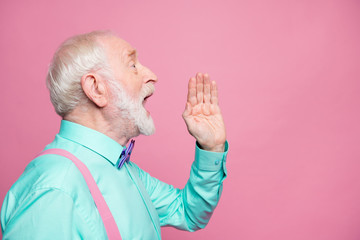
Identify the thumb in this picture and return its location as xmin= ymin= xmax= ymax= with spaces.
xmin=182 ymin=102 xmax=192 ymax=118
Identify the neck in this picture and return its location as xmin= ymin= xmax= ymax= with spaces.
xmin=64 ymin=104 xmax=139 ymax=146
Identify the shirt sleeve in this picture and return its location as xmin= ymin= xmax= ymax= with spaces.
xmin=133 ymin=141 xmax=229 ymax=232
xmin=1 ymin=188 xmax=86 ymax=240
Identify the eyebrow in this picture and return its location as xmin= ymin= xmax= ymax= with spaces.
xmin=121 ymin=49 xmax=137 ymax=64
xmin=128 ymin=49 xmax=137 ymax=59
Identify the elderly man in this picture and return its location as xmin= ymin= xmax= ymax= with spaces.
xmin=1 ymin=31 xmax=228 ymax=239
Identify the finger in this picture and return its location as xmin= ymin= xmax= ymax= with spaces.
xmin=210 ymin=80 xmax=218 ymax=105
xmin=187 ymin=77 xmax=197 ymax=106
xmin=203 ymin=73 xmax=211 ymax=104
xmin=196 ymin=73 xmax=204 ymax=104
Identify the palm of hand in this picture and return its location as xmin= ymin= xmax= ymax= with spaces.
xmin=182 ymin=73 xmax=226 ymax=152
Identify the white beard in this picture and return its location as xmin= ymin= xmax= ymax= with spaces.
xmin=110 ymin=80 xmax=155 ymax=136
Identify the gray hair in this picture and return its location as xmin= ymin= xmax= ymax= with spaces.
xmin=46 ymin=30 xmax=115 ymax=117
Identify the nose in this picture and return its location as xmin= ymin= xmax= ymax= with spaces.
xmin=143 ymin=66 xmax=158 ymax=84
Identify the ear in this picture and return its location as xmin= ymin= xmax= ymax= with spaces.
xmin=81 ymin=73 xmax=108 ymax=108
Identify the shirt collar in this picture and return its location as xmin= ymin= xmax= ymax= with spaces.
xmin=58 ymin=120 xmax=125 ymax=166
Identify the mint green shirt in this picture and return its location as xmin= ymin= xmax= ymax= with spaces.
xmin=1 ymin=120 xmax=228 ymax=239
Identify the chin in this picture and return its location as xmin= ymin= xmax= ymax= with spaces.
xmin=141 ymin=128 xmax=155 ymax=136
xmin=137 ymin=114 xmax=156 ymax=136
xmin=139 ymin=123 xmax=155 ymax=136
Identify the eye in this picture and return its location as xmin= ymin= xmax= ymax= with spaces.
xmin=131 ymin=62 xmax=137 ymax=69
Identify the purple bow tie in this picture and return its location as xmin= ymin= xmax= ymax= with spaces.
xmin=117 ymin=139 xmax=135 ymax=169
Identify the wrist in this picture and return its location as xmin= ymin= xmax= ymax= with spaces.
xmin=197 ymin=142 xmax=225 ymax=152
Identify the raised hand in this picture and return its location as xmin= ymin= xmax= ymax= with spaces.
xmin=182 ymin=73 xmax=226 ymax=152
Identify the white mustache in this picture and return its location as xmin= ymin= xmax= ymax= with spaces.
xmin=141 ymin=84 xmax=155 ymax=99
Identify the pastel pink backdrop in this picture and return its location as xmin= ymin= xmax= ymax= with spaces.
xmin=1 ymin=0 xmax=359 ymax=239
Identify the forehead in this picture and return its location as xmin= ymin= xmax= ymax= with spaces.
xmin=101 ymin=36 xmax=136 ymax=61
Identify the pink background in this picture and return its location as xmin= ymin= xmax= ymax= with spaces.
xmin=1 ymin=0 xmax=360 ymax=239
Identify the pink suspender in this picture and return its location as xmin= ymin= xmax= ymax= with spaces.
xmin=36 ymin=148 xmax=122 ymax=240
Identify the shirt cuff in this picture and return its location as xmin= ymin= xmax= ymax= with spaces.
xmin=194 ymin=140 xmax=229 ymax=171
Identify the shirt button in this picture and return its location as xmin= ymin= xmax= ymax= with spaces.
xmin=215 ymin=160 xmax=220 ymax=165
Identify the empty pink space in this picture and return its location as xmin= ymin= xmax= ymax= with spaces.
xmin=1 ymin=0 xmax=359 ymax=239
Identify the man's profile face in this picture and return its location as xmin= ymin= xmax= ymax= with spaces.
xmin=102 ymin=36 xmax=157 ymax=101
xmin=102 ymin=36 xmax=157 ymax=135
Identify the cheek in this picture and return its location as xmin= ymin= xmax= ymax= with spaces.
xmin=124 ymin=81 xmax=141 ymax=97
xmin=117 ymin=68 xmax=144 ymax=98
xmin=127 ymin=79 xmax=144 ymax=98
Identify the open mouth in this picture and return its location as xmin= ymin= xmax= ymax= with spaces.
xmin=142 ymin=93 xmax=153 ymax=116
xmin=143 ymin=93 xmax=153 ymax=105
